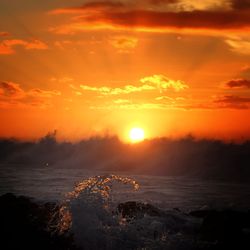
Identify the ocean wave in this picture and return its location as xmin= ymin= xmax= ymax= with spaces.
xmin=50 ymin=175 xmax=201 ymax=249
xmin=1 ymin=174 xmax=250 ymax=249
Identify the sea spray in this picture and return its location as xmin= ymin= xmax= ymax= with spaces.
xmin=50 ymin=174 xmax=201 ymax=249
xmin=52 ymin=174 xmax=139 ymax=249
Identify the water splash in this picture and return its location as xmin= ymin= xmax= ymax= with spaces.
xmin=54 ymin=174 xmax=139 ymax=233
xmin=49 ymin=174 xmax=201 ymax=250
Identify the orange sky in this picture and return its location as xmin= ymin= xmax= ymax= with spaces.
xmin=1 ymin=0 xmax=250 ymax=141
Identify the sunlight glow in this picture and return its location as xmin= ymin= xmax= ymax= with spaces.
xmin=129 ymin=128 xmax=145 ymax=143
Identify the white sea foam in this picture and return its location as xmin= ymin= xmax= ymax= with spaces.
xmin=51 ymin=174 xmax=200 ymax=249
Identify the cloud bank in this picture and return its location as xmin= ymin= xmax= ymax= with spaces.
xmin=77 ymin=75 xmax=188 ymax=96
xmin=49 ymin=0 xmax=250 ymax=34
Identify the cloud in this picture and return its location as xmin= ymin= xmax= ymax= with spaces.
xmin=28 ymin=89 xmax=61 ymax=98
xmin=113 ymin=99 xmax=131 ymax=104
xmin=224 ymin=78 xmax=250 ymax=89
xmin=0 ymin=39 xmax=48 ymax=55
xmin=178 ymin=94 xmax=250 ymax=110
xmin=147 ymin=0 xmax=179 ymax=4
xmin=79 ymin=75 xmax=188 ymax=96
xmin=109 ymin=35 xmax=138 ymax=53
xmin=155 ymin=96 xmax=174 ymax=101
xmin=50 ymin=0 xmax=231 ymax=14
xmin=214 ymin=95 xmax=250 ymax=109
xmin=0 ymin=81 xmax=61 ymax=108
xmin=90 ymin=94 xmax=187 ymax=110
xmin=215 ymin=95 xmax=250 ymax=103
xmin=90 ymin=102 xmax=178 ymax=110
xmin=174 ymin=0 xmax=232 ymax=11
xmin=155 ymin=96 xmax=186 ymax=101
xmin=0 ymin=31 xmax=10 ymax=37
xmin=225 ymin=36 xmax=250 ymax=55
xmin=175 ymin=103 xmax=214 ymax=110
xmin=49 ymin=1 xmax=125 ymax=15
xmin=240 ymin=66 xmax=250 ymax=78
xmin=0 ymin=44 xmax=14 ymax=55
xmin=140 ymin=75 xmax=189 ymax=92
xmin=49 ymin=1 xmax=250 ymax=34
xmin=69 ymin=84 xmax=84 ymax=96
xmin=0 ymin=82 xmax=25 ymax=98
xmin=80 ymin=84 xmax=155 ymax=95
xmin=231 ymin=0 xmax=250 ymax=10
xmin=112 ymin=97 xmax=186 ymax=110
xmin=92 ymin=9 xmax=250 ymax=31
xmin=24 ymin=40 xmax=48 ymax=50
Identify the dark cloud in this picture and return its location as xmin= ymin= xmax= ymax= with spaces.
xmin=225 ymin=78 xmax=250 ymax=89
xmin=51 ymin=0 xmax=179 ymax=14
xmin=0 ymin=82 xmax=24 ymax=98
xmin=176 ymin=103 xmax=214 ymax=110
xmin=50 ymin=1 xmax=125 ymax=14
xmin=0 ymin=81 xmax=60 ymax=108
xmin=215 ymin=95 xmax=250 ymax=103
xmin=51 ymin=1 xmax=250 ymax=33
xmin=147 ymin=0 xmax=179 ymax=4
xmin=178 ymin=95 xmax=250 ymax=110
xmin=214 ymin=95 xmax=250 ymax=109
xmin=94 ymin=9 xmax=250 ymax=30
xmin=232 ymin=0 xmax=250 ymax=10
xmin=81 ymin=1 xmax=125 ymax=9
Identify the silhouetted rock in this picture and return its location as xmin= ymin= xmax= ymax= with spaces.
xmin=0 ymin=193 xmax=79 ymax=250
xmin=1 ymin=193 xmax=250 ymax=250
xmin=189 ymin=209 xmax=216 ymax=218
xmin=117 ymin=201 xmax=165 ymax=219
xmin=189 ymin=209 xmax=250 ymax=249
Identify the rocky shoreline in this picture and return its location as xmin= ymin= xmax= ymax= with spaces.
xmin=0 ymin=193 xmax=79 ymax=250
xmin=1 ymin=193 xmax=250 ymax=250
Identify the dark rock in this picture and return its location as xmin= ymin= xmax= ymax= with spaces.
xmin=189 ymin=210 xmax=217 ymax=219
xmin=201 ymin=210 xmax=250 ymax=237
xmin=191 ymin=209 xmax=250 ymax=249
xmin=0 ymin=193 xmax=79 ymax=250
xmin=117 ymin=201 xmax=165 ymax=219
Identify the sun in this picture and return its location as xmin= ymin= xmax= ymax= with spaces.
xmin=129 ymin=127 xmax=145 ymax=143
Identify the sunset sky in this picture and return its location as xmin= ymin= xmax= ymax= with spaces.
xmin=1 ymin=0 xmax=250 ymax=141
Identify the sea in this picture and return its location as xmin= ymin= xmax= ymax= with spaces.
xmin=1 ymin=164 xmax=250 ymax=249
xmin=1 ymin=163 xmax=250 ymax=211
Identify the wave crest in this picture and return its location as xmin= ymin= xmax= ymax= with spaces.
xmin=54 ymin=174 xmax=139 ymax=234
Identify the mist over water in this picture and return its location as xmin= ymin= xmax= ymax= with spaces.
xmin=1 ymin=133 xmax=250 ymax=181
xmin=1 ymin=133 xmax=250 ymax=208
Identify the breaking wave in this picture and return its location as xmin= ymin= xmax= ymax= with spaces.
xmin=50 ymin=175 xmax=200 ymax=250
